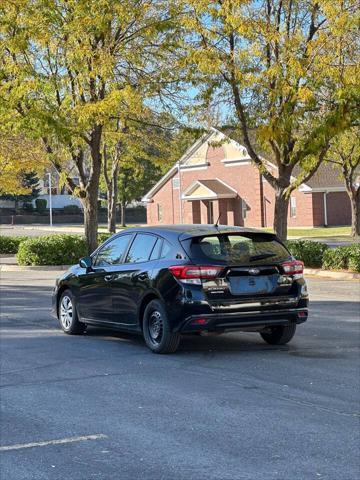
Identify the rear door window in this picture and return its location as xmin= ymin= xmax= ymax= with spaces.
xmin=125 ymin=233 xmax=158 ymax=264
xmin=187 ymin=234 xmax=290 ymax=265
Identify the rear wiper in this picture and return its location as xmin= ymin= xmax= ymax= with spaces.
xmin=249 ymin=253 xmax=276 ymax=262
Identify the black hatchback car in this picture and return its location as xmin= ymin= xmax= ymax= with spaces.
xmin=52 ymin=225 xmax=308 ymax=353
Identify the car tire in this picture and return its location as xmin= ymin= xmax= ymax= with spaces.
xmin=260 ymin=323 xmax=296 ymax=345
xmin=58 ymin=289 xmax=86 ymax=335
xmin=143 ymin=299 xmax=180 ymax=354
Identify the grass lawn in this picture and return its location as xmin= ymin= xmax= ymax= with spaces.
xmin=265 ymin=227 xmax=353 ymax=242
xmin=288 ymin=226 xmax=351 ymax=237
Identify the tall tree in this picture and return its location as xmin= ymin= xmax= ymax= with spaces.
xmin=1 ymin=0 xmax=180 ymax=252
xmin=102 ymin=116 xmax=176 ymax=230
xmin=180 ymin=0 xmax=359 ymax=239
xmin=327 ymin=128 xmax=360 ymax=237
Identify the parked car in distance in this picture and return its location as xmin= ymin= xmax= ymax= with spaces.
xmin=52 ymin=225 xmax=309 ymax=354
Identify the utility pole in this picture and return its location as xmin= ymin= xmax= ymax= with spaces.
xmin=47 ymin=172 xmax=53 ymax=227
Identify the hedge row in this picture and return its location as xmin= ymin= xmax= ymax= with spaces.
xmin=4 ymin=233 xmax=359 ymax=271
xmin=286 ymin=240 xmax=360 ymax=273
xmin=285 ymin=240 xmax=328 ymax=268
xmin=0 ymin=235 xmax=30 ymax=254
xmin=16 ymin=233 xmax=114 ymax=266
xmin=17 ymin=235 xmax=88 ymax=266
xmin=322 ymin=245 xmax=360 ymax=272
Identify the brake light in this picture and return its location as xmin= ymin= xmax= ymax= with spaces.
xmin=281 ymin=260 xmax=304 ymax=275
xmin=168 ymin=265 xmax=223 ymax=284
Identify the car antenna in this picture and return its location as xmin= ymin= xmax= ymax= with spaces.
xmin=214 ymin=213 xmax=221 ymax=229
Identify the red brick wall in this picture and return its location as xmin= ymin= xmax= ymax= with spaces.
xmin=148 ymin=144 xmax=264 ymax=227
xmin=312 ymin=192 xmax=325 ymax=226
xmin=262 ymin=180 xmax=315 ymax=227
xmin=326 ymin=192 xmax=351 ymax=226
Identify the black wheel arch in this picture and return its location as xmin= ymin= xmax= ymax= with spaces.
xmin=137 ymin=291 xmax=163 ymax=331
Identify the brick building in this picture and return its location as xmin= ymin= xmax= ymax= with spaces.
xmin=142 ymin=128 xmax=350 ymax=228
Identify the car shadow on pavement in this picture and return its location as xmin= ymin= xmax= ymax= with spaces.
xmin=82 ymin=298 xmax=359 ymax=357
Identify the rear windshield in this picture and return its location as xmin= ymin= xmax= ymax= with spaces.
xmin=185 ymin=234 xmax=290 ymax=265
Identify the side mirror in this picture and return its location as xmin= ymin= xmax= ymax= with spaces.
xmin=79 ymin=256 xmax=92 ymax=270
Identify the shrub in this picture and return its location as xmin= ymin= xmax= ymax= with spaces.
xmin=0 ymin=235 xmax=29 ymax=254
xmin=17 ymin=235 xmax=87 ymax=266
xmin=35 ymin=198 xmax=47 ymax=214
xmin=347 ymin=245 xmax=360 ymax=272
xmin=285 ymin=240 xmax=328 ymax=268
xmin=323 ymin=244 xmax=360 ymax=272
xmin=63 ymin=204 xmax=81 ymax=214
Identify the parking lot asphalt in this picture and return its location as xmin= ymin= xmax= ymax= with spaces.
xmin=0 ymin=271 xmax=359 ymax=480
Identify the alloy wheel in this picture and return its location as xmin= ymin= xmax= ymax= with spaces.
xmin=60 ymin=295 xmax=73 ymax=330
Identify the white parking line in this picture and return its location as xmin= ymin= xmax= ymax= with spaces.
xmin=0 ymin=434 xmax=107 ymax=452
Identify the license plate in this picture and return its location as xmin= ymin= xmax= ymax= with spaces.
xmin=229 ymin=276 xmax=273 ymax=295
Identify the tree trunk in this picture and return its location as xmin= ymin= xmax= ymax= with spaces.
xmin=273 ymin=188 xmax=290 ymax=241
xmin=82 ymin=192 xmax=98 ymax=254
xmin=349 ymin=189 xmax=360 ymax=237
xmin=83 ymin=125 xmax=102 ymax=254
xmin=108 ymin=193 xmax=117 ymax=234
xmin=107 ymin=166 xmax=118 ymax=234
xmin=120 ymin=201 xmax=126 ymax=227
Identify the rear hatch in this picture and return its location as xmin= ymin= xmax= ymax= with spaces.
xmin=181 ymin=232 xmax=300 ymax=312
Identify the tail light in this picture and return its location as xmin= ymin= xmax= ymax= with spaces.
xmin=168 ymin=265 xmax=223 ymax=284
xmin=281 ymin=260 xmax=304 ymax=276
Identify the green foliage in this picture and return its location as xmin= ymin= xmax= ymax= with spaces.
xmin=286 ymin=240 xmax=329 ymax=268
xmin=322 ymin=245 xmax=360 ymax=272
xmin=327 ymin=127 xmax=360 ymax=237
xmin=97 ymin=232 xmax=113 ymax=245
xmin=35 ymin=198 xmax=47 ymax=213
xmin=1 ymin=232 xmax=115 ymax=260
xmin=1 ymin=0 xmax=180 ymax=251
xmin=17 ymin=235 xmax=88 ymax=266
xmin=0 ymin=235 xmax=29 ymax=254
xmin=63 ymin=205 xmax=81 ymax=214
xmin=180 ymin=0 xmax=359 ymax=239
xmin=348 ymin=247 xmax=360 ymax=272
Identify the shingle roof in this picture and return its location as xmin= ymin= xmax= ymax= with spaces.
xmin=294 ymin=163 xmax=345 ymax=189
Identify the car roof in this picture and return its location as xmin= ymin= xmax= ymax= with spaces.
xmin=122 ymin=224 xmax=277 ymax=241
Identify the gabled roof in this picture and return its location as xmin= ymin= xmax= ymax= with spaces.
xmin=142 ymin=127 xmax=249 ymax=202
xmin=142 ymin=128 xmax=347 ymax=202
xmin=182 ymin=179 xmax=238 ymax=201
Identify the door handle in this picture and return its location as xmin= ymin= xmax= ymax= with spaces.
xmin=104 ymin=274 xmax=114 ymax=282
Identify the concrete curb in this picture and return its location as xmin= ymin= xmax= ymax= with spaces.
xmin=0 ymin=264 xmax=70 ymax=272
xmin=1 ymin=263 xmax=359 ymax=280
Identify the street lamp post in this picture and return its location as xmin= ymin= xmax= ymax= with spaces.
xmin=46 ymin=172 xmax=53 ymax=227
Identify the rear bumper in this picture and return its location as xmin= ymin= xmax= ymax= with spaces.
xmin=179 ymin=308 xmax=308 ymax=333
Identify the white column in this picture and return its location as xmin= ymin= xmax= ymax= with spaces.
xmin=323 ymin=191 xmax=328 ymax=227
